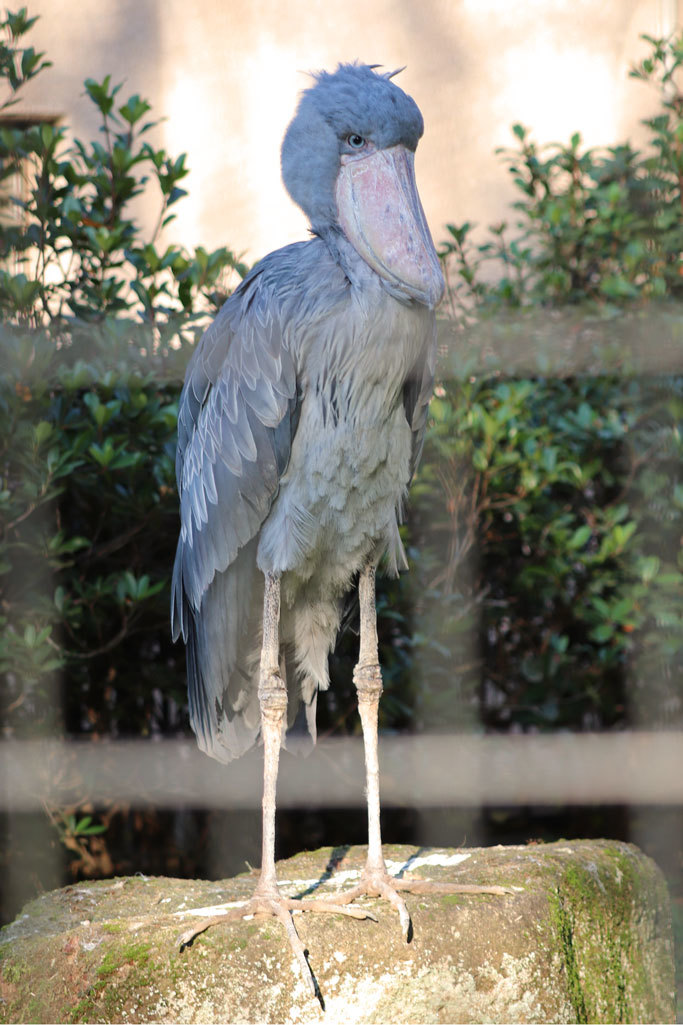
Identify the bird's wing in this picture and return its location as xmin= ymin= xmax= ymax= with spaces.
xmin=403 ymin=318 xmax=437 ymax=480
xmin=171 ymin=263 xmax=300 ymax=760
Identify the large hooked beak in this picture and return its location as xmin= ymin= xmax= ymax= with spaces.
xmin=335 ymin=144 xmax=444 ymax=308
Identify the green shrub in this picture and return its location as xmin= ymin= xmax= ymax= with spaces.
xmin=1 ymin=333 xmax=184 ymax=739
xmin=405 ymin=31 xmax=683 ymax=734
xmin=2 ymin=16 xmax=682 ymax=748
xmin=440 ymin=34 xmax=683 ymax=314
xmin=403 ymin=366 xmax=683 ymax=733
xmin=0 ymin=9 xmax=245 ymax=337
xmin=0 ymin=9 xmax=247 ymax=751
xmin=1 ymin=14 xmax=682 ymax=898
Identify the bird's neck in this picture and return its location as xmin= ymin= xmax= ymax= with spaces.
xmin=316 ymin=224 xmax=414 ymax=308
xmin=316 ymin=225 xmax=364 ymax=284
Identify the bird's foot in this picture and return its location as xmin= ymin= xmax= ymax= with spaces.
xmin=333 ymin=864 xmax=514 ymax=942
xmin=178 ymin=890 xmax=376 ymax=996
xmin=331 ymin=864 xmax=414 ymax=940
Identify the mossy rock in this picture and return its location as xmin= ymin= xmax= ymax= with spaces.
xmin=0 ymin=840 xmax=674 ymax=1023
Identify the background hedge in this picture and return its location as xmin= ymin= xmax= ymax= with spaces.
xmin=0 ymin=11 xmax=681 ymax=961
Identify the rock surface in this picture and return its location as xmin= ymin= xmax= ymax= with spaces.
xmin=0 ymin=840 xmax=675 ymax=1024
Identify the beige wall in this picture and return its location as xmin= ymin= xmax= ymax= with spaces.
xmin=12 ymin=0 xmax=681 ymax=264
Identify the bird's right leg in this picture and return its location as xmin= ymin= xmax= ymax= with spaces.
xmin=331 ymin=563 xmax=512 ymax=939
xmin=252 ymin=570 xmax=288 ymax=902
xmin=178 ymin=572 xmax=374 ymax=996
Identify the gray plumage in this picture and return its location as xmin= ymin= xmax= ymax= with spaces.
xmin=172 ymin=62 xmax=440 ymax=764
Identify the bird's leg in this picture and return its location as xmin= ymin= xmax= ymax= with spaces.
xmin=356 ymin=565 xmax=385 ymax=876
xmin=253 ymin=570 xmax=287 ymax=900
xmin=178 ymin=572 xmax=375 ymax=996
xmin=326 ymin=563 xmax=412 ymax=937
xmin=332 ymin=563 xmax=513 ymax=940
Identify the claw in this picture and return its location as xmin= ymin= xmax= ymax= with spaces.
xmin=396 ymin=898 xmax=412 ymax=942
xmin=377 ymin=878 xmax=412 ymax=941
xmin=178 ymin=927 xmax=199 ymax=950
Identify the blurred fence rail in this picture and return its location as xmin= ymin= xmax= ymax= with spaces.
xmin=2 ymin=731 xmax=682 ymax=811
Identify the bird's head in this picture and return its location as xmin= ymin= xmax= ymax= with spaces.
xmin=281 ymin=63 xmax=444 ymax=309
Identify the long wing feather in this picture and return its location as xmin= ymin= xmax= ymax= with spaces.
xmin=171 ymin=257 xmax=301 ymax=761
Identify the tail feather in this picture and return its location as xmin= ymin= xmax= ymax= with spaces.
xmin=177 ymin=538 xmax=322 ymax=763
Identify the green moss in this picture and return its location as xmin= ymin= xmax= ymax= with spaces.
xmin=122 ymin=939 xmax=152 ymax=965
xmin=25 ymin=997 xmax=44 ymax=1023
xmin=66 ymin=938 xmax=155 ymax=1023
xmin=670 ymin=892 xmax=683 ymax=1023
xmin=1 ymin=958 xmax=27 ymax=985
xmin=67 ymin=990 xmax=100 ymax=1024
xmin=548 ymin=886 xmax=588 ymax=1024
xmin=546 ymin=853 xmax=658 ymax=1024
xmin=226 ymin=937 xmax=247 ymax=952
xmin=439 ymin=894 xmax=465 ymax=906
xmin=100 ymin=922 xmax=124 ymax=934
xmin=96 ymin=950 xmax=120 ymax=980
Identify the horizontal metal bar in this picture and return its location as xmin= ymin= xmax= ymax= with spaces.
xmin=1 ymin=731 xmax=682 ymax=811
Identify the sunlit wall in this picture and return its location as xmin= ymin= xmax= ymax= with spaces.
xmin=15 ymin=0 xmax=678 ymax=263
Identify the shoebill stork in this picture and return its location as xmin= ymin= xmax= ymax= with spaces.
xmin=172 ymin=62 xmax=507 ymax=993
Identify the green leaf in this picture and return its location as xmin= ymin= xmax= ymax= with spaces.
xmin=84 ymin=75 xmax=120 ymax=116
xmin=6 ymin=10 xmax=40 ymax=37
xmin=118 ymin=94 xmax=152 ymax=125
xmin=89 ymin=440 xmax=115 ymax=467
xmin=33 ymin=420 xmax=53 ymax=445
xmin=472 ymin=448 xmax=489 ymax=471
xmin=613 ymin=522 xmax=637 ymax=550
xmin=590 ymin=624 xmax=615 ymax=643
xmin=567 ymin=524 xmax=591 ymax=550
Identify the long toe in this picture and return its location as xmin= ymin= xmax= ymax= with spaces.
xmin=324 ymin=870 xmax=413 ymax=939
xmin=178 ymin=890 xmax=376 ymax=997
xmin=178 ymin=905 xmax=248 ymax=949
xmin=285 ymin=896 xmax=377 ymax=921
xmin=329 ymin=868 xmax=513 ymax=943
xmin=271 ymin=900 xmax=317 ymax=996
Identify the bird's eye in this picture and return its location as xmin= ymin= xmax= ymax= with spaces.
xmin=347 ymin=134 xmax=365 ymax=149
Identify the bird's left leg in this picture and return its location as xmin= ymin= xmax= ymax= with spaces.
xmin=333 ymin=563 xmax=512 ymax=940
xmin=178 ymin=572 xmax=374 ymax=996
